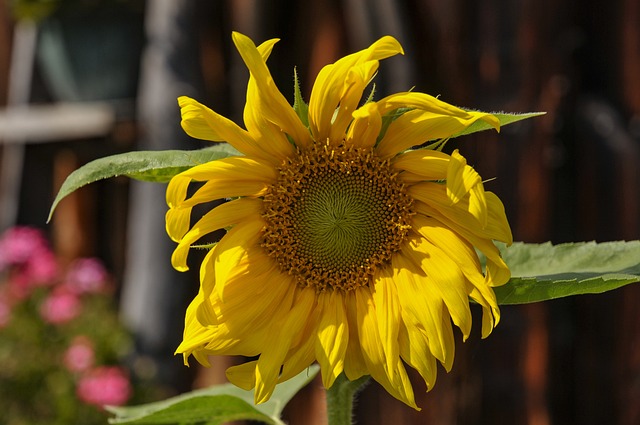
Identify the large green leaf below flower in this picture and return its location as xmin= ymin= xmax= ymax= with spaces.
xmin=47 ymin=143 xmax=240 ymax=222
xmin=495 ymin=241 xmax=640 ymax=304
xmin=106 ymin=365 xmax=319 ymax=425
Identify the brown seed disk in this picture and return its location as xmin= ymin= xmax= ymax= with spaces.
xmin=261 ymin=142 xmax=414 ymax=291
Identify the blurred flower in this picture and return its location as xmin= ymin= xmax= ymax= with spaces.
xmin=40 ymin=289 xmax=81 ymax=324
xmin=0 ymin=226 xmax=50 ymax=268
xmin=167 ymin=32 xmax=512 ymax=408
xmin=0 ymin=226 xmax=59 ymax=298
xmin=76 ymin=366 xmax=132 ymax=407
xmin=64 ymin=336 xmax=95 ymax=373
xmin=23 ymin=248 xmax=59 ymax=285
xmin=64 ymin=258 xmax=109 ymax=294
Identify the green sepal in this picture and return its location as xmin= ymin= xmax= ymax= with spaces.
xmin=363 ymin=84 xmax=376 ymax=104
xmin=376 ymin=107 xmax=412 ymax=145
xmin=48 ymin=144 xmax=240 ymax=222
xmin=106 ymin=365 xmax=320 ymax=425
xmin=453 ymin=111 xmax=546 ymax=138
xmin=494 ymin=241 xmax=640 ymax=305
xmin=293 ymin=67 xmax=309 ymax=128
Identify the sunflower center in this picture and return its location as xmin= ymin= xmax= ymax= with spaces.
xmin=261 ymin=142 xmax=413 ymax=291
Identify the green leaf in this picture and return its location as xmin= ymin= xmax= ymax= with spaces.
xmin=453 ymin=111 xmax=546 ymax=138
xmin=494 ymin=241 xmax=640 ymax=305
xmin=106 ymin=365 xmax=320 ymax=425
xmin=48 ymin=144 xmax=240 ymax=222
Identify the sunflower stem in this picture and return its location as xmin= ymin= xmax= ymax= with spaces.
xmin=326 ymin=374 xmax=370 ymax=425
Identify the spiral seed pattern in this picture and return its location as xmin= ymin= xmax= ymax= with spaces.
xmin=261 ymin=142 xmax=414 ymax=291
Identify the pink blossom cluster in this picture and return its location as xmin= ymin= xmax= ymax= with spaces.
xmin=76 ymin=366 xmax=132 ymax=407
xmin=0 ymin=226 xmax=58 ymax=298
xmin=63 ymin=338 xmax=132 ymax=407
xmin=0 ymin=226 xmax=111 ymax=326
xmin=63 ymin=336 xmax=96 ymax=373
xmin=0 ymin=226 xmax=132 ymax=408
xmin=39 ymin=290 xmax=82 ymax=324
xmin=64 ymin=258 xmax=110 ymax=295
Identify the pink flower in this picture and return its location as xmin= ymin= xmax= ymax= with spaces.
xmin=64 ymin=337 xmax=95 ymax=373
xmin=1 ymin=227 xmax=59 ymax=298
xmin=24 ymin=250 xmax=59 ymax=286
xmin=0 ymin=226 xmax=51 ymax=269
xmin=40 ymin=290 xmax=81 ymax=324
xmin=64 ymin=258 xmax=109 ymax=294
xmin=77 ymin=366 xmax=132 ymax=407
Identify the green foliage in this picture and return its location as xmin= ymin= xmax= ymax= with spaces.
xmin=48 ymin=144 xmax=240 ymax=222
xmin=495 ymin=241 xmax=640 ymax=304
xmin=107 ymin=365 xmax=320 ymax=425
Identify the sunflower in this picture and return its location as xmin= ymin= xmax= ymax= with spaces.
xmin=166 ymin=32 xmax=512 ymax=409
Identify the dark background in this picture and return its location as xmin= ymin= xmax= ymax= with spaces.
xmin=1 ymin=0 xmax=639 ymax=424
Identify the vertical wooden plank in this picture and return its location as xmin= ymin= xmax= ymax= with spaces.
xmin=52 ymin=149 xmax=96 ymax=265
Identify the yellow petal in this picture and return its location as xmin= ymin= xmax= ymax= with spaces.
xmin=195 ymin=291 xmax=218 ymax=327
xmin=377 ymin=110 xmax=473 ymax=157
xmin=210 ymin=219 xmax=265 ymax=301
xmin=167 ymin=156 xmax=274 ymax=205
xmin=242 ymin=39 xmax=297 ymax=162
xmin=377 ymin=91 xmax=500 ymax=127
xmin=166 ymin=159 xmax=275 ymax=230
xmin=484 ymin=191 xmax=513 ymax=245
xmin=355 ymin=286 xmax=418 ymax=409
xmin=402 ymin=236 xmax=473 ymax=340
xmin=178 ymin=96 xmax=266 ymax=159
xmin=279 ymin=309 xmax=320 ymax=383
xmin=204 ymin=281 xmax=295 ymax=356
xmin=446 ymin=150 xmax=480 ymax=202
xmin=392 ymin=148 xmax=451 ymax=180
xmin=226 ymin=361 xmax=258 ymax=390
xmin=346 ymin=102 xmax=383 ymax=148
xmin=392 ymin=253 xmax=451 ymax=365
xmin=232 ymin=32 xmax=312 ymax=149
xmin=398 ymin=320 xmax=437 ymax=391
xmin=165 ymin=201 xmax=192 ymax=242
xmin=446 ymin=149 xmax=487 ymax=226
xmin=198 ymin=254 xmax=295 ymax=356
xmin=414 ymin=201 xmax=511 ymax=287
xmin=309 ymin=36 xmax=403 ymax=142
xmin=412 ymin=214 xmax=500 ymax=337
xmin=412 ymin=213 xmax=484 ymax=288
xmin=437 ymin=306 xmax=456 ymax=372
xmin=176 ymin=290 xmax=217 ymax=364
xmin=254 ymin=288 xmax=316 ymax=404
xmin=371 ymin=267 xmax=401 ymax=373
xmin=171 ymin=198 xmax=262 ymax=271
xmin=328 ymin=61 xmax=379 ymax=144
xmin=343 ymin=291 xmax=368 ymax=381
xmin=409 ymin=183 xmax=511 ymax=243
xmin=468 ymin=285 xmax=500 ymax=338
xmin=315 ymin=290 xmax=348 ymax=388
xmin=375 ymin=92 xmax=500 ymax=157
